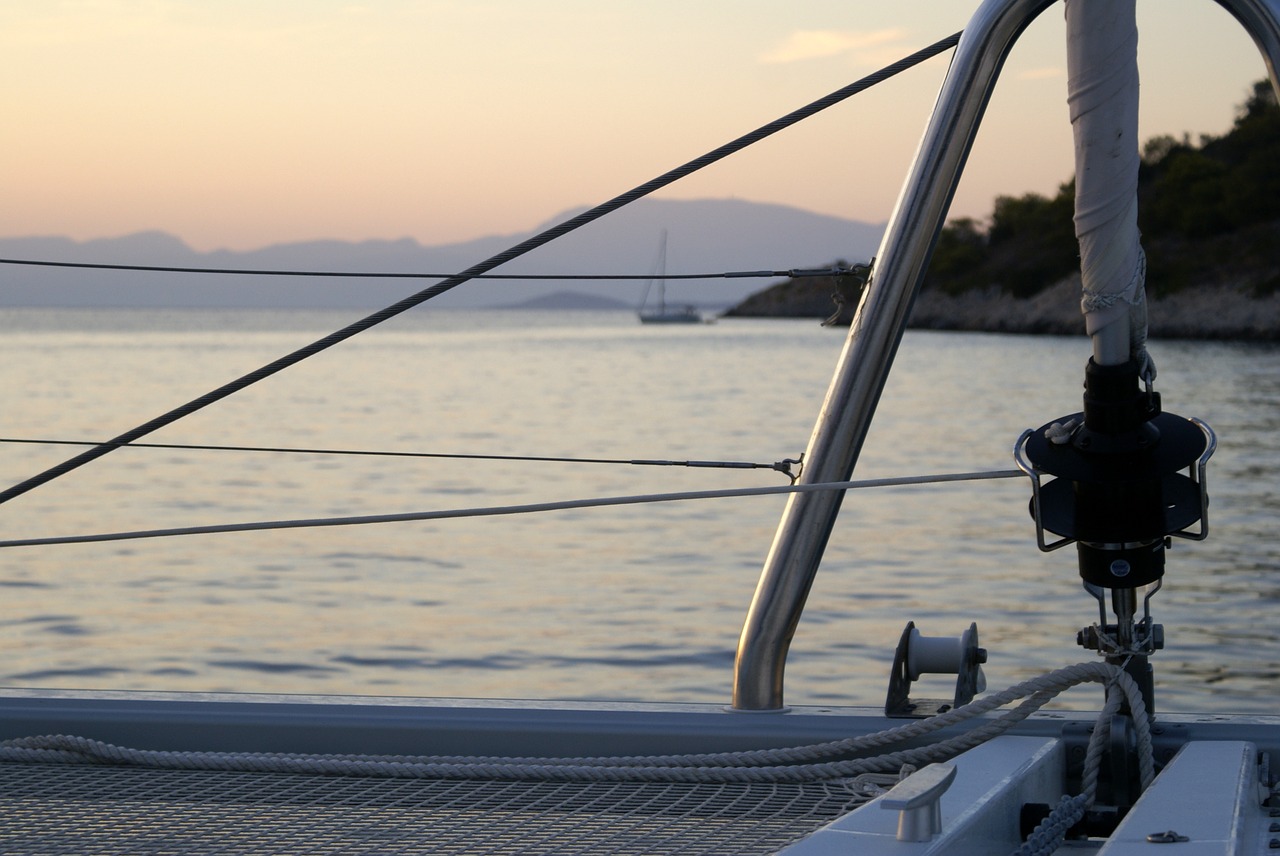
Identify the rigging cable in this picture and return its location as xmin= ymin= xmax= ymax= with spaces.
xmin=0 ymin=469 xmax=1021 ymax=549
xmin=0 ymin=437 xmax=803 ymax=481
xmin=0 ymin=31 xmax=961 ymax=509
xmin=0 ymin=260 xmax=863 ymax=282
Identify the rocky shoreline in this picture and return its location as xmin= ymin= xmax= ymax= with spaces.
xmin=723 ymin=273 xmax=1280 ymax=342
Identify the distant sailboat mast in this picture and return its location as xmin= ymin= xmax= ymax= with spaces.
xmin=637 ymin=229 xmax=702 ymax=324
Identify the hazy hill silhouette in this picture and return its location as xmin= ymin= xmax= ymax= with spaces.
xmin=0 ymin=199 xmax=882 ymax=310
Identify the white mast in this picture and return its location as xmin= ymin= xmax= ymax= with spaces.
xmin=1066 ymin=0 xmax=1150 ymax=374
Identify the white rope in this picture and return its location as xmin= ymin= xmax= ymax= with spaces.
xmin=1015 ymin=792 xmax=1091 ymax=856
xmin=1011 ymin=664 xmax=1151 ymax=856
xmin=0 ymin=663 xmax=1151 ymax=787
xmin=0 ymin=468 xmax=1022 ymax=549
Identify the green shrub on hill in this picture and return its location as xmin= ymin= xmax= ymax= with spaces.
xmin=927 ymin=80 xmax=1280 ymax=297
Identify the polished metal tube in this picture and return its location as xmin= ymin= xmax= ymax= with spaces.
xmin=732 ymin=0 xmax=1280 ymax=711
xmin=1213 ymin=0 xmax=1280 ymax=97
xmin=732 ymin=0 xmax=1060 ymax=710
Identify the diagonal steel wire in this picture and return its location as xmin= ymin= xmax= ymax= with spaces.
xmin=0 ymin=259 xmax=856 ymax=281
xmin=0 ymin=436 xmax=801 ymax=479
xmin=0 ymin=31 xmax=960 ymax=508
xmin=0 ymin=470 xmax=1020 ymax=549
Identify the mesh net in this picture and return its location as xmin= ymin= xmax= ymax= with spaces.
xmin=0 ymin=760 xmax=868 ymax=855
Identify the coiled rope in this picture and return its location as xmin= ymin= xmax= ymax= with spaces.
xmin=0 ymin=31 xmax=960 ymax=510
xmin=0 ymin=662 xmax=1150 ymax=788
xmin=1012 ymin=668 xmax=1142 ymax=856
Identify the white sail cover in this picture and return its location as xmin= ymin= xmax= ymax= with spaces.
xmin=1065 ymin=0 xmax=1151 ymax=374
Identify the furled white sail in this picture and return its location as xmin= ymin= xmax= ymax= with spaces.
xmin=1065 ymin=0 xmax=1151 ymax=375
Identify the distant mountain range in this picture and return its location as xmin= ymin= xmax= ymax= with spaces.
xmin=0 ymin=199 xmax=883 ymax=310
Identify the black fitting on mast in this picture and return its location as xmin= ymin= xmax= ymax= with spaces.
xmin=1072 ymin=358 xmax=1170 ymax=587
xmin=1020 ymin=358 xmax=1208 ymax=587
xmin=1015 ymin=357 xmax=1214 ymax=720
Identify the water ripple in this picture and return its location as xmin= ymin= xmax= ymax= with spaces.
xmin=207 ymin=660 xmax=345 ymax=675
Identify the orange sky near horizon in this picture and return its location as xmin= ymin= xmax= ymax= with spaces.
xmin=0 ymin=1 xmax=1271 ymax=252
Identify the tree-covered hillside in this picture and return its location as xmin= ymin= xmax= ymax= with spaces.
xmin=927 ymin=80 xmax=1280 ymax=298
xmin=724 ymin=81 xmax=1280 ymax=337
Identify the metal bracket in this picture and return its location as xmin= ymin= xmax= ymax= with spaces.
xmin=1168 ymin=417 xmax=1216 ymax=542
xmin=1013 ymin=429 xmax=1074 ymax=552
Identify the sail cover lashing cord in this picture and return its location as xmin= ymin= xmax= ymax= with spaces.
xmin=0 ymin=32 xmax=960 ymax=510
xmin=1066 ymin=0 xmax=1152 ymax=375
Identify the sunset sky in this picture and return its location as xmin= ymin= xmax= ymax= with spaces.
xmin=1 ymin=1 xmax=1271 ymax=252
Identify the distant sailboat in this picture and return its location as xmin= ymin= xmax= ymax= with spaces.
xmin=637 ymin=230 xmax=703 ymax=324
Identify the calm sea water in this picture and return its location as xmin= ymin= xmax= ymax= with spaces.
xmin=0 ymin=307 xmax=1276 ymax=714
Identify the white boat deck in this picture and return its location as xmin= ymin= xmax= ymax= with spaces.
xmin=1 ymin=694 xmax=1277 ymax=854
xmin=783 ymin=737 xmax=1277 ymax=855
xmin=3 ymin=731 xmax=1275 ymax=855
